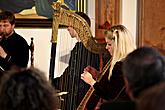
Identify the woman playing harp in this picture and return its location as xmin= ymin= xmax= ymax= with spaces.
xmin=52 ymin=6 xmax=105 ymax=110
xmin=81 ymin=25 xmax=136 ymax=109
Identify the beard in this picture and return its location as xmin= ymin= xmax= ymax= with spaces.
xmin=0 ymin=32 xmax=4 ymax=41
xmin=0 ymin=31 xmax=12 ymax=39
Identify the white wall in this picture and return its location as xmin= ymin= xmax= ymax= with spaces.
xmin=15 ymin=28 xmax=52 ymax=79
xmin=87 ymin=0 xmax=95 ymax=36
xmin=122 ymin=0 xmax=137 ymax=42
xmin=87 ymin=0 xmax=137 ymax=42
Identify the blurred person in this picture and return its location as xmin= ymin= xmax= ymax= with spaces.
xmin=105 ymin=47 xmax=165 ymax=110
xmin=137 ymin=82 xmax=165 ymax=110
xmin=0 ymin=67 xmax=59 ymax=110
xmin=123 ymin=47 xmax=165 ymax=100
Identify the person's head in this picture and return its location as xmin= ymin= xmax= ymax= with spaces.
xmin=75 ymin=11 xmax=91 ymax=27
xmin=0 ymin=68 xmax=59 ymax=110
xmin=122 ymin=47 xmax=165 ymax=100
xmin=0 ymin=10 xmax=15 ymax=39
xmin=104 ymin=24 xmax=136 ymax=79
xmin=137 ymin=82 xmax=165 ymax=110
xmin=67 ymin=11 xmax=91 ymax=39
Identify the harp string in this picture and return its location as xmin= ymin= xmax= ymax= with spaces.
xmin=54 ymin=29 xmax=77 ymax=78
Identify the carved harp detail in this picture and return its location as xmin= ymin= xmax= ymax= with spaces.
xmin=51 ymin=2 xmax=106 ymax=54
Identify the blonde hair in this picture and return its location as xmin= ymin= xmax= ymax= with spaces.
xmin=105 ymin=25 xmax=136 ymax=79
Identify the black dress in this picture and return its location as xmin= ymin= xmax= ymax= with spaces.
xmin=93 ymin=61 xmax=129 ymax=100
xmin=86 ymin=61 xmax=130 ymax=110
xmin=53 ymin=42 xmax=100 ymax=110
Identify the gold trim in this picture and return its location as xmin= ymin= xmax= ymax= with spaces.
xmin=78 ymin=0 xmax=80 ymax=11
xmin=61 ymin=0 xmax=64 ymax=3
xmin=84 ymin=0 xmax=86 ymax=13
xmin=80 ymin=0 xmax=83 ymax=12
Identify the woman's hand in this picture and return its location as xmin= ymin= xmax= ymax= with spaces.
xmin=84 ymin=66 xmax=99 ymax=79
xmin=81 ymin=71 xmax=96 ymax=87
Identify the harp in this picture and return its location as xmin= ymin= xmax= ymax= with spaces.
xmin=51 ymin=1 xmax=108 ymax=110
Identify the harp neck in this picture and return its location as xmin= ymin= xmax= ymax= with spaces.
xmin=52 ymin=2 xmax=107 ymax=54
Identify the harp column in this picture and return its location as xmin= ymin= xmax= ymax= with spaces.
xmin=77 ymin=0 xmax=87 ymax=13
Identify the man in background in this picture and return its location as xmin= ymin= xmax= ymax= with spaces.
xmin=0 ymin=10 xmax=29 ymax=71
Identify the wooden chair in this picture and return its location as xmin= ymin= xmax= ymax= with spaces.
xmin=29 ymin=37 xmax=34 ymax=67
